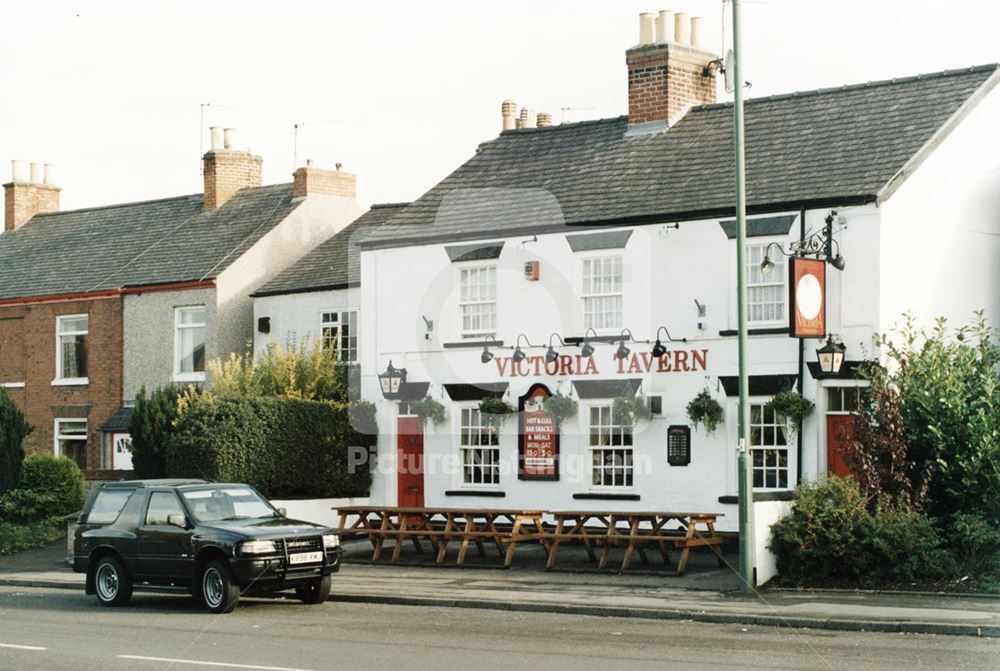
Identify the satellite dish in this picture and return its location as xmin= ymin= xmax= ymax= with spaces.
xmin=724 ymin=49 xmax=736 ymax=93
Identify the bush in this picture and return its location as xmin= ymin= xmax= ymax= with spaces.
xmin=209 ymin=341 xmax=348 ymax=403
xmin=130 ymin=386 xmax=182 ymax=478
xmin=769 ymin=476 xmax=954 ymax=587
xmin=166 ymin=396 xmax=373 ymax=499
xmin=0 ymin=455 xmax=85 ymax=524
xmin=947 ymin=512 xmax=1000 ymax=579
xmin=0 ymin=518 xmax=66 ymax=555
xmin=0 ymin=388 xmax=31 ymax=496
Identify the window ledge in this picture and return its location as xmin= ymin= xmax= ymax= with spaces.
xmin=52 ymin=378 xmax=89 ymax=387
xmin=444 ymin=489 xmax=506 ymax=498
xmin=173 ymin=373 xmax=206 ymax=383
xmin=573 ymin=492 xmax=641 ymax=501
xmin=718 ymin=491 xmax=794 ymax=503
xmin=1 ymin=382 xmax=25 ymax=388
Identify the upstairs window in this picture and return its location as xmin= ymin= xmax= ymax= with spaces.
xmin=321 ymin=310 xmax=359 ymax=364
xmin=459 ymin=266 xmax=496 ymax=338
xmin=747 ymin=243 xmax=786 ymax=324
xmin=175 ymin=306 xmax=206 ymax=380
xmin=582 ymin=256 xmax=622 ymax=331
xmin=56 ymin=314 xmax=88 ymax=382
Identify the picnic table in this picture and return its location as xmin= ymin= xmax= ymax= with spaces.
xmin=336 ymin=505 xmax=724 ymax=575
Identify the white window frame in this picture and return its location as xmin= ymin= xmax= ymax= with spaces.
xmin=580 ymin=254 xmax=623 ymax=334
xmin=320 ymin=309 xmax=360 ymax=364
xmin=53 ymin=313 xmax=89 ymax=385
xmin=458 ymin=405 xmax=501 ymax=487
xmin=173 ymin=305 xmax=206 ymax=383
xmin=54 ymin=418 xmax=88 ymax=468
xmin=586 ymin=403 xmax=634 ymax=490
xmin=456 ymin=263 xmax=497 ymax=339
xmin=749 ymin=401 xmax=790 ymax=490
xmin=746 ymin=240 xmax=787 ymax=326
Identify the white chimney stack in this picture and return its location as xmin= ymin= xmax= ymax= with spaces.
xmin=520 ymin=108 xmax=536 ymax=129
xmin=209 ymin=126 xmax=224 ymax=151
xmin=10 ymin=160 xmax=25 ymax=183
xmin=223 ymin=128 xmax=235 ymax=150
xmin=29 ymin=162 xmax=43 ymax=185
xmin=690 ymin=16 xmax=706 ymax=49
xmin=501 ymin=100 xmax=518 ymax=131
xmin=674 ymin=12 xmax=690 ymax=45
xmin=639 ymin=13 xmax=655 ymax=45
xmin=44 ymin=164 xmax=56 ymax=186
xmin=655 ymin=10 xmax=674 ymax=43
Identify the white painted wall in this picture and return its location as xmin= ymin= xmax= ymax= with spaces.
xmin=753 ymin=499 xmax=794 ymax=586
xmin=253 ymin=287 xmax=361 ymax=355
xmin=270 ymin=496 xmax=371 ymax=528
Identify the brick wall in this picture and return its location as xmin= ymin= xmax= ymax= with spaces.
xmin=626 ymin=42 xmax=717 ymax=125
xmin=291 ymin=167 xmax=356 ymax=199
xmin=0 ymin=296 xmax=124 ymax=477
xmin=3 ymin=183 xmax=60 ymax=230
xmin=202 ymin=150 xmax=263 ymax=209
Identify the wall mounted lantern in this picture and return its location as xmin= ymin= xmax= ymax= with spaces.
xmin=651 ymin=326 xmax=687 ymax=358
xmin=480 ymin=335 xmax=501 ymax=364
xmin=761 ymin=210 xmax=846 ymax=276
xmin=378 ymin=360 xmax=407 ymax=398
xmin=546 ymin=334 xmax=567 ymax=364
xmin=579 ymin=328 xmax=598 ymax=358
xmin=512 ymin=333 xmax=539 ymax=364
xmin=614 ymin=328 xmax=639 ymax=361
xmin=816 ymin=336 xmax=847 ymax=375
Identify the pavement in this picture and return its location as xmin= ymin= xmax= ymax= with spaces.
xmin=2 ymin=540 xmax=998 ymax=639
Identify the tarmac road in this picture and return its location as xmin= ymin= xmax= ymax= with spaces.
xmin=0 ymin=586 xmax=997 ymax=671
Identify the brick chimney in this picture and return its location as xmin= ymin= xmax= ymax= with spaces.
xmin=4 ymin=161 xmax=60 ymax=231
xmin=626 ymin=10 xmax=718 ymax=127
xmin=292 ymin=160 xmax=356 ymax=199
xmin=202 ymin=127 xmax=262 ymax=209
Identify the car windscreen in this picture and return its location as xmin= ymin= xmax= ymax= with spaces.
xmin=86 ymin=489 xmax=135 ymax=524
xmin=181 ymin=487 xmax=277 ymax=522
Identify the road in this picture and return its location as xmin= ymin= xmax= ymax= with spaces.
xmin=0 ymin=586 xmax=995 ymax=671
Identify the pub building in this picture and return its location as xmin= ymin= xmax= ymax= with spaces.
xmin=252 ymin=14 xmax=1000 ymax=533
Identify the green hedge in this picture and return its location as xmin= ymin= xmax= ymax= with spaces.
xmin=166 ymin=396 xmax=373 ymax=499
xmin=130 ymin=386 xmax=182 ymax=479
xmin=0 ymin=388 xmax=31 ymax=496
xmin=0 ymin=455 xmax=85 ymax=524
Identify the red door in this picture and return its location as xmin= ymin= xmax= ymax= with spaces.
xmin=397 ymin=417 xmax=424 ymax=508
xmin=826 ymin=415 xmax=855 ymax=478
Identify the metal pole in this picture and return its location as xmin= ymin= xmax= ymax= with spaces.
xmin=731 ymin=0 xmax=756 ymax=591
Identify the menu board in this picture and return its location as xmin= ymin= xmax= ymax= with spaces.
xmin=518 ymin=383 xmax=559 ymax=480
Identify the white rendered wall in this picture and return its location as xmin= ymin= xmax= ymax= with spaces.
xmin=253 ymin=287 xmax=361 ymax=355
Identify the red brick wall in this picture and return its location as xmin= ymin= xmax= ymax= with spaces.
xmin=291 ymin=167 xmax=356 ymax=199
xmin=202 ymin=151 xmax=263 ymax=209
xmin=626 ymin=43 xmax=717 ymax=125
xmin=4 ymin=183 xmax=60 ymax=231
xmin=0 ymin=296 xmax=123 ymax=476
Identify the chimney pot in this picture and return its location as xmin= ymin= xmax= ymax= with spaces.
xmin=520 ymin=108 xmax=536 ymax=129
xmin=10 ymin=160 xmax=25 ymax=183
xmin=209 ymin=126 xmax=224 ymax=151
xmin=223 ymin=128 xmax=235 ymax=150
xmin=29 ymin=162 xmax=43 ymax=185
xmin=674 ymin=12 xmax=690 ymax=45
xmin=306 ymin=159 xmax=314 ymax=167
xmin=43 ymin=164 xmax=56 ymax=186
xmin=501 ymin=99 xmax=518 ymax=131
xmin=655 ymin=10 xmax=674 ymax=43
xmin=690 ymin=16 xmax=706 ymax=48
xmin=5 ymin=160 xmax=60 ymax=230
xmin=537 ymin=112 xmax=553 ymax=127
xmin=639 ymin=13 xmax=655 ymax=45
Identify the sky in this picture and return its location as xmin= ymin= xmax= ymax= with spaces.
xmin=1 ymin=0 xmax=999 ymax=211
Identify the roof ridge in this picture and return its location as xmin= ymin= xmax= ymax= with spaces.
xmin=500 ymin=115 xmax=627 ymax=135
xmin=31 ymin=192 xmax=202 ymax=218
xmin=370 ymin=201 xmax=411 ymax=209
xmin=693 ymin=63 xmax=1000 ymax=111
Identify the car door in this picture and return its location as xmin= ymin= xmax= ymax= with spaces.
xmin=137 ymin=491 xmax=193 ymax=584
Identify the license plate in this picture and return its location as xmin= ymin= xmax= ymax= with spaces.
xmin=289 ymin=551 xmax=323 ymax=565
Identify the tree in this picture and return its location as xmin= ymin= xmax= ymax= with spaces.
xmin=208 ymin=341 xmax=349 ymax=403
xmin=0 ymin=388 xmax=31 ymax=495
xmin=130 ymin=386 xmax=182 ymax=478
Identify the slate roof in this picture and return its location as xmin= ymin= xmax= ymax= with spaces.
xmin=0 ymin=184 xmax=301 ymax=299
xmin=99 ymin=405 xmax=134 ymax=432
xmin=252 ymin=202 xmax=409 ymax=297
xmin=361 ymin=65 xmax=999 ymax=249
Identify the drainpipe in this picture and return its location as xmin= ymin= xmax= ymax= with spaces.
xmin=797 ymin=207 xmax=806 ymax=483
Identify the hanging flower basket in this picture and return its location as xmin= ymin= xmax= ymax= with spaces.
xmin=611 ymin=395 xmax=652 ymax=426
xmin=408 ymin=396 xmax=446 ymax=428
xmin=686 ymin=390 xmax=724 ymax=433
xmin=542 ymin=394 xmax=579 ymax=425
xmin=478 ymin=396 xmax=516 ymax=433
xmin=765 ymin=390 xmax=814 ymax=433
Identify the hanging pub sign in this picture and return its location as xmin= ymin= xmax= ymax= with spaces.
xmin=789 ymin=257 xmax=826 ymax=338
xmin=518 ymin=383 xmax=559 ymax=480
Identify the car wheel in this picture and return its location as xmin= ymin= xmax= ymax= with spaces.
xmin=94 ymin=555 xmax=132 ymax=607
xmin=201 ymin=559 xmax=240 ymax=614
xmin=296 ymin=575 xmax=332 ymax=604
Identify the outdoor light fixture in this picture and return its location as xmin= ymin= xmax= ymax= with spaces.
xmin=651 ymin=326 xmax=687 ymax=358
xmin=546 ymin=333 xmax=567 ymax=364
xmin=580 ymin=328 xmax=598 ymax=358
xmin=479 ymin=335 xmax=501 ymax=364
xmin=761 ymin=210 xmax=847 ymax=275
xmin=816 ymin=336 xmax=847 ymax=375
xmin=614 ymin=328 xmax=638 ymax=361
xmin=378 ymin=360 xmax=407 ymax=398
xmin=512 ymin=333 xmax=537 ymax=364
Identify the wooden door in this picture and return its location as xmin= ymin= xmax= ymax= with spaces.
xmin=397 ymin=417 xmax=424 ymax=508
xmin=826 ymin=414 xmax=855 ymax=478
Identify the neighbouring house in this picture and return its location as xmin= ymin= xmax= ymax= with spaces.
xmin=352 ymin=11 xmax=1000 ymax=548
xmin=0 ymin=131 xmax=363 ymax=476
xmin=251 ymin=202 xmax=409 ymax=363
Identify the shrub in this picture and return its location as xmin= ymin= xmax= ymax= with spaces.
xmin=0 ymin=388 xmax=31 ymax=496
xmin=0 ymin=518 xmax=66 ymax=555
xmin=0 ymin=455 xmax=85 ymax=524
xmin=130 ymin=386 xmax=183 ymax=478
xmin=209 ymin=341 xmax=348 ymax=403
xmin=947 ymin=512 xmax=1000 ymax=579
xmin=769 ymin=476 xmax=954 ymax=587
xmin=166 ymin=396 xmax=373 ymax=499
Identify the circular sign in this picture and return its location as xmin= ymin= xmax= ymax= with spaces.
xmin=796 ymin=273 xmax=822 ymax=320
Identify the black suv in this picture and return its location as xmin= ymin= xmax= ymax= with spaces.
xmin=70 ymin=479 xmax=342 ymax=613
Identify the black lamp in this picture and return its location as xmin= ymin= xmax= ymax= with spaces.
xmin=479 ymin=335 xmax=501 ymax=365
xmin=651 ymin=326 xmax=686 ymax=358
xmin=512 ymin=333 xmax=536 ymax=364
xmin=546 ymin=333 xmax=566 ymax=364
xmin=580 ymin=328 xmax=597 ymax=358
xmin=816 ymin=336 xmax=847 ymax=375
xmin=378 ymin=361 xmax=407 ymax=398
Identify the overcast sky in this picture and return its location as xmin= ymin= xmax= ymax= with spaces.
xmin=2 ymin=0 xmax=998 ymax=211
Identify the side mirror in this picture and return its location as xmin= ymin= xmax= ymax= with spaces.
xmin=167 ymin=513 xmax=188 ymax=529
xmin=277 ymin=507 xmax=288 ymax=517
